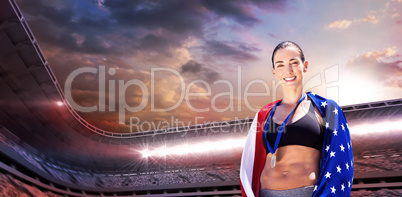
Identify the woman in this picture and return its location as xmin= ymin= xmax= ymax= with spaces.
xmin=240 ymin=41 xmax=353 ymax=197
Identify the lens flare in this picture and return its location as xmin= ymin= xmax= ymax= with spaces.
xmin=140 ymin=138 xmax=246 ymax=158
xmin=350 ymin=119 xmax=402 ymax=135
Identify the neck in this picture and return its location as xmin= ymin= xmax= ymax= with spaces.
xmin=280 ymin=86 xmax=304 ymax=106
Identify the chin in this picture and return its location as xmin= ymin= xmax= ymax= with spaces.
xmin=282 ymin=82 xmax=302 ymax=89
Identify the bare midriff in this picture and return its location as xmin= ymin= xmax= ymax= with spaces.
xmin=260 ymin=145 xmax=321 ymax=190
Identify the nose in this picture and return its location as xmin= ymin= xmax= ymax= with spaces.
xmin=285 ymin=64 xmax=293 ymax=74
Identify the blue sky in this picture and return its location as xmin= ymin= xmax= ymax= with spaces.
xmin=17 ymin=0 xmax=402 ymax=132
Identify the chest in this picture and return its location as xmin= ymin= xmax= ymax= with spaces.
xmin=272 ymin=101 xmax=312 ymax=125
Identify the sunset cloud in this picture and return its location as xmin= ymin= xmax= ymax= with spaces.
xmin=328 ymin=20 xmax=352 ymax=29
xmin=327 ymin=14 xmax=379 ymax=29
xmin=346 ymin=47 xmax=402 ymax=88
xmin=327 ymin=0 xmax=402 ymax=30
xmin=363 ymin=15 xmax=379 ymax=24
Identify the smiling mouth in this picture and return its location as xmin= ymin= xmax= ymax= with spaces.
xmin=283 ymin=76 xmax=296 ymax=82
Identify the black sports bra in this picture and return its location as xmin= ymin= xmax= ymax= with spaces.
xmin=262 ymin=101 xmax=324 ymax=154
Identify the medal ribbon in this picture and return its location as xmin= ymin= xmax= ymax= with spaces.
xmin=264 ymin=93 xmax=307 ymax=155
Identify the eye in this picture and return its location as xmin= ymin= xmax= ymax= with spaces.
xmin=291 ymin=61 xmax=299 ymax=65
xmin=276 ymin=64 xmax=284 ymax=68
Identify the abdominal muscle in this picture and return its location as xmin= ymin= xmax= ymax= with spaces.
xmin=260 ymin=145 xmax=321 ymax=190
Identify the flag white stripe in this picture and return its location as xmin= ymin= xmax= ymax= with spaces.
xmin=239 ymin=113 xmax=258 ymax=197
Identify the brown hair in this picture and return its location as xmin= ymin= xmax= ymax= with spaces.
xmin=271 ymin=41 xmax=305 ymax=68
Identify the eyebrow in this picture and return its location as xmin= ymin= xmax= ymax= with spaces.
xmin=274 ymin=58 xmax=299 ymax=65
xmin=274 ymin=60 xmax=284 ymax=65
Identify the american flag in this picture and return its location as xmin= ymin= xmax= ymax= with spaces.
xmin=240 ymin=92 xmax=354 ymax=197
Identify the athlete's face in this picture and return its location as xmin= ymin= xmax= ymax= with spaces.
xmin=272 ymin=46 xmax=308 ymax=89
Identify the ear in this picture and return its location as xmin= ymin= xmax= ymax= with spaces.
xmin=303 ymin=60 xmax=309 ymax=72
xmin=272 ymin=67 xmax=275 ymax=76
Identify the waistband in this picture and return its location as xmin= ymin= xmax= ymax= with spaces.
xmin=259 ymin=185 xmax=314 ymax=197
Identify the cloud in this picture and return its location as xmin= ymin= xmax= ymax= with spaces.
xmin=78 ymin=114 xmax=132 ymax=133
xmin=358 ymin=47 xmax=397 ymax=61
xmin=18 ymin=1 xmax=186 ymax=57
xmin=17 ymin=0 xmax=272 ymax=65
xmin=327 ymin=14 xmax=380 ymax=29
xmin=384 ymin=77 xmax=402 ymax=88
xmin=102 ymin=0 xmax=284 ymax=34
xmin=327 ymin=1 xmax=402 ymax=30
xmin=181 ymin=60 xmax=220 ymax=82
xmin=267 ymin=32 xmax=280 ymax=39
xmin=203 ymin=40 xmax=260 ymax=61
xmin=346 ymin=47 xmax=402 ymax=88
xmin=181 ymin=60 xmax=203 ymax=73
xmin=328 ymin=20 xmax=352 ymax=29
xmin=102 ymin=1 xmax=204 ymax=38
xmin=18 ymin=0 xmax=287 ymax=57
xmin=101 ymin=0 xmax=287 ymax=31
xmin=135 ymin=33 xmax=181 ymax=57
xmin=200 ymin=0 xmax=261 ymax=26
xmin=363 ymin=15 xmax=378 ymax=24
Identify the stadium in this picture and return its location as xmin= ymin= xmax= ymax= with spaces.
xmin=1 ymin=0 xmax=402 ymax=196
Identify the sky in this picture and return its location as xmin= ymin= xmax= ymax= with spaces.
xmin=16 ymin=0 xmax=402 ymax=133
